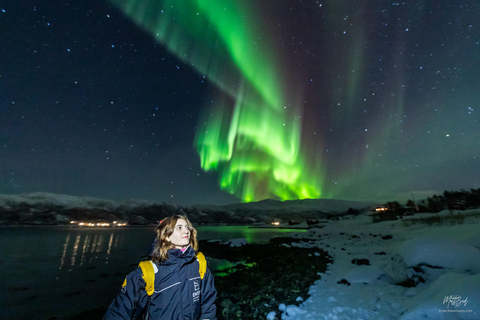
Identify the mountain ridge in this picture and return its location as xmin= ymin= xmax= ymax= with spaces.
xmin=0 ymin=192 xmax=376 ymax=226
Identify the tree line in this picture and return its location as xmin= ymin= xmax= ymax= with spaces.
xmin=373 ymin=188 xmax=480 ymax=222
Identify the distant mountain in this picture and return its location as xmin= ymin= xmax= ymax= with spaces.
xmin=0 ymin=192 xmax=376 ymax=226
xmin=194 ymin=198 xmax=376 ymax=222
xmin=196 ymin=198 xmax=376 ymax=213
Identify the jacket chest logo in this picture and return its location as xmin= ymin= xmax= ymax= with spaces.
xmin=192 ymin=280 xmax=200 ymax=302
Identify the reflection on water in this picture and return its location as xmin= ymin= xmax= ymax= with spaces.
xmin=0 ymin=226 xmax=304 ymax=320
xmin=198 ymin=225 xmax=304 ymax=244
xmin=58 ymin=233 xmax=70 ymax=271
xmin=208 ymin=257 xmax=245 ymax=277
xmin=0 ymin=227 xmax=154 ymax=320
xmin=55 ymin=232 xmax=122 ymax=270
xmin=57 ymin=231 xmax=125 ymax=271
xmin=53 ymin=226 xmax=302 ymax=272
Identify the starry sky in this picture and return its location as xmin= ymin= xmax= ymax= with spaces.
xmin=1 ymin=0 xmax=479 ymax=205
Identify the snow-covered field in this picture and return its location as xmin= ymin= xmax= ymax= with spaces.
xmin=267 ymin=210 xmax=480 ymax=320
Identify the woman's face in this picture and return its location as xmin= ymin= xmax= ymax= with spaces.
xmin=167 ymin=218 xmax=191 ymax=249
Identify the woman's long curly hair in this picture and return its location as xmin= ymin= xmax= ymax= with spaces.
xmin=151 ymin=215 xmax=198 ymax=264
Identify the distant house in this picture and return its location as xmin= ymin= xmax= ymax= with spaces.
xmin=374 ymin=205 xmax=416 ymax=216
xmin=70 ymin=220 xmax=127 ymax=227
xmin=375 ymin=206 xmax=389 ymax=213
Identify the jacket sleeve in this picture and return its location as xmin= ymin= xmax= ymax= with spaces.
xmin=103 ymin=267 xmax=147 ymax=320
xmin=200 ymin=266 xmax=218 ymax=320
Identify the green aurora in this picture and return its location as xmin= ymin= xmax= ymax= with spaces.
xmin=109 ymin=0 xmax=322 ymax=202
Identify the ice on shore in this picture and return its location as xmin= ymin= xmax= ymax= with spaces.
xmin=271 ymin=211 xmax=480 ymax=319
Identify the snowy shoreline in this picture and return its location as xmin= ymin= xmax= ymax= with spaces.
xmin=266 ymin=209 xmax=480 ymax=320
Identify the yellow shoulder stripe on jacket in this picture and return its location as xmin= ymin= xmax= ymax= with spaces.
xmin=139 ymin=252 xmax=207 ymax=296
xmin=197 ymin=252 xmax=207 ymax=280
xmin=139 ymin=261 xmax=155 ymax=296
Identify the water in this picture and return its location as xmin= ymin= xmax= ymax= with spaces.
xmin=0 ymin=226 xmax=304 ymax=320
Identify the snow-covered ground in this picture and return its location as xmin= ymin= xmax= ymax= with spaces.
xmin=267 ymin=210 xmax=480 ymax=320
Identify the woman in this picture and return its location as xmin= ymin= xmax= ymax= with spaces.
xmin=103 ymin=215 xmax=217 ymax=320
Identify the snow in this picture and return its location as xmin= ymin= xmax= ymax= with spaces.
xmin=269 ymin=211 xmax=480 ymax=319
xmin=221 ymin=238 xmax=249 ymax=247
xmin=400 ymin=273 xmax=480 ymax=320
xmin=397 ymin=236 xmax=480 ymax=274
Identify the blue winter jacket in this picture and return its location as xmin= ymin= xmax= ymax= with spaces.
xmin=103 ymin=246 xmax=217 ymax=319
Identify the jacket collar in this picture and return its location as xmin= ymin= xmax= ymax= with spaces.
xmin=162 ymin=246 xmax=196 ymax=265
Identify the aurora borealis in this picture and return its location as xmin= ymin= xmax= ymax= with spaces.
xmin=1 ymin=0 xmax=479 ymax=204
xmin=108 ymin=0 xmax=321 ymax=202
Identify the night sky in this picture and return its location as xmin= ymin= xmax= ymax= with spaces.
xmin=1 ymin=0 xmax=479 ymax=205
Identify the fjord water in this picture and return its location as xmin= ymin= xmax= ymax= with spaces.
xmin=0 ymin=226 xmax=303 ymax=320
